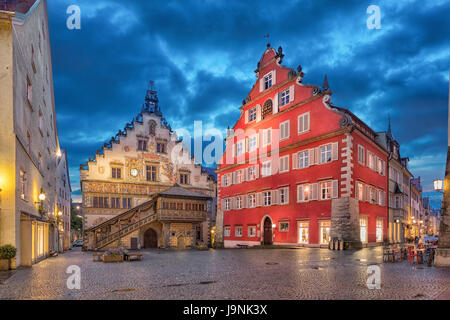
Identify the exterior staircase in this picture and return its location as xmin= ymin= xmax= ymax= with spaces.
xmin=85 ymin=196 xmax=158 ymax=250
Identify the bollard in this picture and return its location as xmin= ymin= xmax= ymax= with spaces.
xmin=339 ymin=240 xmax=344 ymax=251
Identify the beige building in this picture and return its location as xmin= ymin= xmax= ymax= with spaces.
xmin=377 ymin=122 xmax=412 ymax=243
xmin=81 ymin=86 xmax=217 ymax=250
xmin=57 ymin=149 xmax=71 ymax=251
xmin=0 ymin=0 xmax=68 ymax=266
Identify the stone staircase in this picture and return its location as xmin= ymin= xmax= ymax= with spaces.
xmin=85 ymin=196 xmax=158 ymax=250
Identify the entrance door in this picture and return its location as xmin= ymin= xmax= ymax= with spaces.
xmin=263 ymin=217 xmax=273 ymax=245
xmin=177 ymin=236 xmax=186 ymax=249
xmin=143 ymin=228 xmax=158 ymax=248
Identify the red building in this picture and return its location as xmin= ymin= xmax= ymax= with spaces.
xmin=217 ymin=44 xmax=389 ymax=248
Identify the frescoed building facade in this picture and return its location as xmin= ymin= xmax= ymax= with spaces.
xmin=217 ymin=45 xmax=389 ymax=248
xmin=81 ymin=87 xmax=217 ymax=250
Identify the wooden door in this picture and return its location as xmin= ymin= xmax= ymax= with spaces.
xmin=144 ymin=229 xmax=157 ymax=248
xmin=263 ymin=217 xmax=273 ymax=245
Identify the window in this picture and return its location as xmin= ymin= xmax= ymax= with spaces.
xmin=236 ymin=140 xmax=244 ymax=156
xmin=248 ymin=226 xmax=256 ymax=237
xmin=235 ymin=226 xmax=243 ymax=237
xmin=264 ymin=73 xmax=272 ymax=90
xmin=298 ymin=184 xmax=311 ymax=202
xmin=320 ymin=221 xmax=331 ymax=245
xmin=320 ymin=181 xmax=331 ymax=200
xmin=146 ymin=165 xmax=157 ymax=181
xmin=39 ymin=111 xmax=44 ymax=134
xmin=280 ymin=120 xmax=290 ymax=140
xmin=370 ymin=187 xmax=377 ymax=204
xmin=376 ymin=219 xmax=383 ymax=242
xmin=279 ymin=155 xmax=289 ymax=173
xmin=111 ymin=197 xmax=120 ymax=209
xmin=248 ymin=194 xmax=256 ymax=208
xmin=280 ymin=88 xmax=290 ymax=106
xmin=93 ymin=197 xmax=109 ymax=208
xmin=224 ymin=226 xmax=231 ymax=237
xmin=236 ymin=196 xmax=242 ymax=209
xmin=298 ymin=151 xmax=309 ymax=169
xmin=249 ymin=135 xmax=257 ymax=152
xmin=236 ymin=170 xmax=243 ymax=184
xmin=357 ymin=182 xmax=364 ymax=201
xmin=262 ymin=161 xmax=272 ymax=177
xmin=298 ymin=112 xmax=310 ymax=134
xmin=279 ymin=222 xmax=289 ymax=232
xmin=180 ymin=173 xmax=190 ymax=184
xmin=279 ymin=187 xmax=289 ymax=204
xmin=249 ymin=107 xmax=257 ymax=122
xmin=320 ymin=144 xmax=332 ymax=164
xmin=156 ymin=143 xmax=166 ymax=153
xmin=248 ymin=166 xmax=257 ymax=181
xmin=360 ymin=217 xmax=368 ymax=243
xmin=20 ymin=170 xmax=26 ymax=200
xmin=262 ymin=129 xmax=272 ymax=147
xmin=263 ymin=191 xmax=272 ymax=206
xmin=223 ymin=174 xmax=230 ymax=186
xmin=122 ymin=198 xmax=132 ymax=209
xmin=298 ymin=222 xmax=309 ymax=244
xmin=358 ymin=145 xmax=365 ymax=165
xmin=225 ymin=198 xmax=231 ymax=211
xmin=138 ymin=140 xmax=147 ymax=151
xmin=377 ymin=158 xmax=385 ymax=175
xmin=367 ymin=151 xmax=374 ymax=169
xmin=112 ymin=167 xmax=122 ymax=179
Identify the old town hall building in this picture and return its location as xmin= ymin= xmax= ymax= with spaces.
xmin=217 ymin=44 xmax=390 ymax=248
xmin=81 ymin=86 xmax=217 ymax=250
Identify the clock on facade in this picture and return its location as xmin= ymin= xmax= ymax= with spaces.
xmin=130 ymin=168 xmax=139 ymax=177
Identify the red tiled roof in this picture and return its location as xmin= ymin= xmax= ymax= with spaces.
xmin=0 ymin=0 xmax=36 ymax=14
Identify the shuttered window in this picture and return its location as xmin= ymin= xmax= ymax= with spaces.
xmin=298 ymin=112 xmax=310 ymax=134
xmin=358 ymin=145 xmax=365 ymax=165
xmin=280 ymin=120 xmax=290 ymax=140
xmin=279 ymin=187 xmax=289 ymax=204
xmin=279 ymin=155 xmax=289 ymax=173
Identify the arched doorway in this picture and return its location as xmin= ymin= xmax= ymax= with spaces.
xmin=263 ymin=217 xmax=273 ymax=245
xmin=143 ymin=228 xmax=158 ymax=248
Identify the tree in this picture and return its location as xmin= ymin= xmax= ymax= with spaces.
xmin=71 ymin=204 xmax=83 ymax=239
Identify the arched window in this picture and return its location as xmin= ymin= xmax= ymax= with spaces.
xmin=262 ymin=99 xmax=273 ymax=119
xmin=149 ymin=120 xmax=157 ymax=136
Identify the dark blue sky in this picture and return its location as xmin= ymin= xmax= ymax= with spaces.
xmin=47 ymin=0 xmax=449 ymax=207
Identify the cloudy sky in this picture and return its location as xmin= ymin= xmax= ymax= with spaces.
xmin=47 ymin=0 xmax=449 ymax=207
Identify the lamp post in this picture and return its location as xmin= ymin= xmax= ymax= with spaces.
xmin=57 ymin=210 xmax=63 ymax=253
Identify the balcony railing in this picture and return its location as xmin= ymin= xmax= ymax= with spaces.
xmin=157 ymin=209 xmax=206 ymax=222
xmin=0 ymin=0 xmax=35 ymax=14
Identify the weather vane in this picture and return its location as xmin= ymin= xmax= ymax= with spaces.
xmin=149 ymin=80 xmax=155 ymax=91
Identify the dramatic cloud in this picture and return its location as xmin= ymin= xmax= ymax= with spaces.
xmin=48 ymin=0 xmax=449 ymax=206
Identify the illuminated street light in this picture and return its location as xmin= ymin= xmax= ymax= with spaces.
xmin=272 ymin=224 xmax=276 ymax=229
xmin=56 ymin=149 xmax=62 ymax=157
xmin=58 ymin=211 xmax=63 ymax=217
xmin=433 ymin=179 xmax=443 ymax=192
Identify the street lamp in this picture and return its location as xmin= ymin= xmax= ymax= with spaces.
xmin=434 ymin=179 xmax=444 ymax=193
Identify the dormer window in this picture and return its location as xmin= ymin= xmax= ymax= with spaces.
xmin=264 ymin=73 xmax=272 ymax=90
xmin=249 ymin=107 xmax=257 ymax=122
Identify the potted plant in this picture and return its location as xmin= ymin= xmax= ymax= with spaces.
xmin=0 ymin=245 xmax=17 ymax=271
xmin=103 ymin=247 xmax=127 ymax=263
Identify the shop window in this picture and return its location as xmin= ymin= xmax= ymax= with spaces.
xmin=279 ymin=222 xmax=289 ymax=232
xmin=298 ymin=222 xmax=309 ymax=244
xmin=320 ymin=221 xmax=331 ymax=245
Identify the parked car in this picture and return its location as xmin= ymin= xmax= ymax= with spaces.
xmin=72 ymin=239 xmax=83 ymax=247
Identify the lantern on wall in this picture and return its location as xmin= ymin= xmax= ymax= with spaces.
xmin=433 ymin=179 xmax=443 ymax=192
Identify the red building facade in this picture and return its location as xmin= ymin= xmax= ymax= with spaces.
xmin=217 ymin=45 xmax=389 ymax=248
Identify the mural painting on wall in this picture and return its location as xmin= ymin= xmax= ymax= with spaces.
xmin=162 ymin=162 xmax=177 ymax=184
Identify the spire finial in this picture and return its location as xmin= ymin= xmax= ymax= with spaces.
xmin=264 ymin=33 xmax=270 ymax=48
xmin=323 ymin=74 xmax=329 ymax=91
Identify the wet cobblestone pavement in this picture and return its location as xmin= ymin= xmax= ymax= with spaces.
xmin=0 ymin=247 xmax=449 ymax=300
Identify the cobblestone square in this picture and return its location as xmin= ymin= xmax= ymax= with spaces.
xmin=0 ymin=247 xmax=449 ymax=300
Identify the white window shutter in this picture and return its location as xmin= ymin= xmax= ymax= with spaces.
xmin=366 ymin=150 xmax=370 ymax=169
xmin=273 ymin=93 xmax=279 ymax=114
xmin=292 ymin=153 xmax=298 ymax=170
xmin=255 ymin=165 xmax=260 ymax=179
xmin=308 ymin=148 xmax=314 ymax=166
xmin=304 ymin=113 xmax=310 ymax=131
xmin=332 ymin=180 xmax=338 ymax=198
xmin=285 ymin=156 xmax=290 ymax=171
xmin=242 ymin=195 xmax=247 ymax=209
xmin=245 ymin=110 xmax=249 ymax=124
xmin=273 ymin=190 xmax=279 ymax=205
xmin=332 ymin=142 xmax=339 ymax=161
xmin=298 ymin=115 xmax=304 ymax=133
xmin=312 ymin=183 xmax=319 ymax=200
xmin=273 ymin=70 xmax=277 ymax=85
xmin=221 ymin=199 xmax=225 ymax=211
xmin=289 ymin=85 xmax=295 ymax=103
xmin=364 ymin=184 xmax=370 ymax=202
xmin=241 ymin=169 xmax=246 ymax=182
xmin=245 ymin=137 xmax=249 ymax=152
xmin=256 ymin=192 xmax=262 ymax=207
xmin=297 ymin=185 xmax=303 ymax=202
xmin=256 ymin=105 xmax=262 ymax=122
xmin=315 ymin=147 xmax=320 ymax=165
xmin=259 ymin=78 xmax=264 ymax=92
